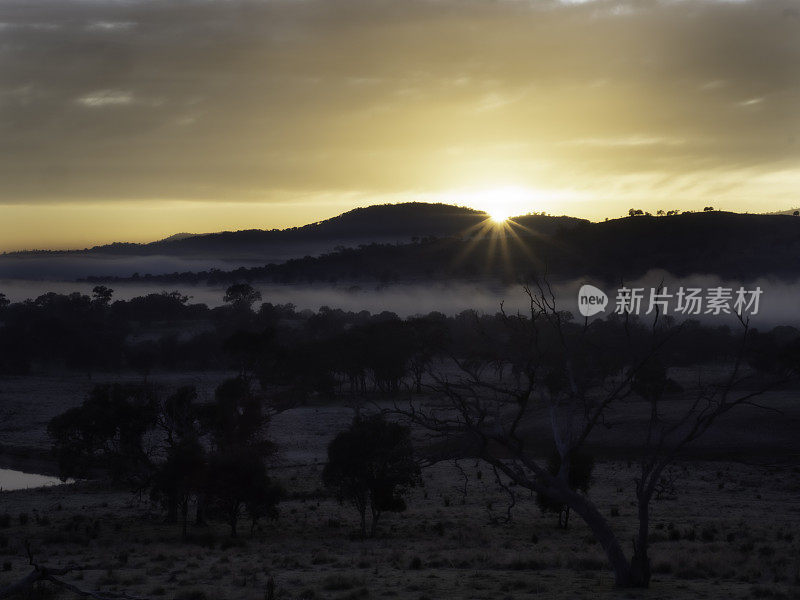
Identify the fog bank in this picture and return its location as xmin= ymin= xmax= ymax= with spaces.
xmin=2 ymin=270 xmax=800 ymax=329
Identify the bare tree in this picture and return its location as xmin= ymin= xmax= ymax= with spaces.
xmin=396 ymin=282 xmax=790 ymax=588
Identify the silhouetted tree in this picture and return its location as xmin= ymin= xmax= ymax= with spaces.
xmin=245 ymin=466 xmax=284 ymax=535
xmin=201 ymin=377 xmax=273 ymax=454
xmin=400 ymin=283 xmax=791 ymax=588
xmin=224 ymin=283 xmax=262 ymax=310
xmin=260 ymin=341 xmax=337 ymax=400
xmin=223 ymin=329 xmax=274 ymax=377
xmin=198 ymin=377 xmax=281 ymax=535
xmin=323 ymin=415 xmax=420 ymax=537
xmin=91 ymin=285 xmax=114 ymax=307
xmin=152 ymin=437 xmax=205 ymax=536
xmin=205 ymin=448 xmax=281 ymax=537
xmin=48 ymin=378 xmax=284 ymax=536
xmin=360 ymin=319 xmax=413 ymax=392
xmin=151 ymin=386 xmax=205 ymax=533
xmin=407 ymin=314 xmax=448 ymax=393
xmin=48 ymin=384 xmax=157 ymax=484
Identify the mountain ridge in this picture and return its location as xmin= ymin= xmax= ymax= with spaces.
xmin=2 ymin=202 xmax=586 ymax=258
xmin=81 ymin=209 xmax=800 ymax=285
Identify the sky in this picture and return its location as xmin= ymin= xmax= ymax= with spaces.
xmin=1 ymin=0 xmax=799 ymax=250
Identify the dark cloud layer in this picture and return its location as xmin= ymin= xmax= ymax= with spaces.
xmin=1 ymin=0 xmax=799 ymax=245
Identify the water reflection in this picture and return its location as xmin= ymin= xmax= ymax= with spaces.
xmin=0 ymin=469 xmax=65 ymax=491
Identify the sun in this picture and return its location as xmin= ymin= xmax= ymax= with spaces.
xmin=489 ymin=210 xmax=510 ymax=224
xmin=473 ymin=186 xmax=534 ymax=225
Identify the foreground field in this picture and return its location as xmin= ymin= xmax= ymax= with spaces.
xmin=0 ymin=458 xmax=799 ymax=600
xmin=2 ymin=372 xmax=800 ymax=599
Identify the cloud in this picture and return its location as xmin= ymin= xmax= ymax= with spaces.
xmin=76 ymin=90 xmax=134 ymax=107
xmin=560 ymin=136 xmax=691 ymax=148
xmin=0 ymin=0 xmax=799 ymax=234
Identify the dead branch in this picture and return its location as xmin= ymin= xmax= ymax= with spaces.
xmin=0 ymin=543 xmax=152 ymax=600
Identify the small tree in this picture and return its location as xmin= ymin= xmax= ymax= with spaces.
xmin=201 ymin=377 xmax=280 ymax=535
xmin=224 ymin=283 xmax=262 ymax=310
xmin=323 ymin=415 xmax=420 ymax=537
xmin=200 ymin=377 xmax=272 ymax=454
xmin=152 ymin=437 xmax=205 ymax=537
xmin=48 ymin=384 xmax=157 ymax=484
xmin=245 ymin=467 xmax=285 ymax=535
xmin=407 ymin=315 xmax=448 ymax=394
xmin=148 ymin=386 xmax=205 ymax=532
xmin=91 ymin=285 xmax=114 ymax=307
xmin=205 ymin=448 xmax=281 ymax=537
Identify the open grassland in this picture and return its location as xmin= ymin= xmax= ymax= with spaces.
xmin=0 ymin=460 xmax=799 ymax=600
xmin=1 ymin=371 xmax=800 ymax=599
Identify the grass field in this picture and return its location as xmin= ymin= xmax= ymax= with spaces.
xmin=1 ymin=372 xmax=799 ymax=599
xmin=0 ymin=459 xmax=798 ymax=599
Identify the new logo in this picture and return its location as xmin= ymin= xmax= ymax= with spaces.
xmin=577 ymin=284 xmax=608 ymax=317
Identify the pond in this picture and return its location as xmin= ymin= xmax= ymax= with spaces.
xmin=0 ymin=469 xmax=66 ymax=491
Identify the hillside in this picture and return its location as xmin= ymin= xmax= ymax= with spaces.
xmin=4 ymin=203 xmax=587 ymax=259
xmin=83 ymin=211 xmax=800 ymax=285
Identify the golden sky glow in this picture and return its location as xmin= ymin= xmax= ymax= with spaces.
xmin=2 ymin=0 xmax=800 ymax=250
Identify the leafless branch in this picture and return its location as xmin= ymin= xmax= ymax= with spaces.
xmin=0 ymin=545 xmax=152 ymax=600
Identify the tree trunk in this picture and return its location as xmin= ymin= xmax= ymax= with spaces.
xmin=265 ymin=575 xmax=275 ymax=600
xmin=561 ymin=489 xmax=635 ymax=587
xmin=181 ymin=499 xmax=189 ymax=539
xmin=195 ymin=495 xmax=206 ymax=526
xmin=359 ymin=508 xmax=367 ymax=539
xmin=370 ymin=510 xmax=381 ymax=538
xmin=166 ymin=493 xmax=178 ymax=524
xmin=230 ymin=511 xmax=238 ymax=538
xmin=629 ymin=496 xmax=652 ymax=587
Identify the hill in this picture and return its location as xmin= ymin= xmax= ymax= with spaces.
xmin=4 ymin=203 xmax=586 ymax=260
xmin=83 ymin=210 xmax=800 ymax=285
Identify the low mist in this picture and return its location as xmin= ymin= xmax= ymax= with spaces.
xmin=0 ymin=255 xmax=271 ymax=280
xmin=2 ymin=270 xmax=799 ymax=328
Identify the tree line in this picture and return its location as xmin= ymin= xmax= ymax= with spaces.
xmin=0 ymin=284 xmax=784 ymax=398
